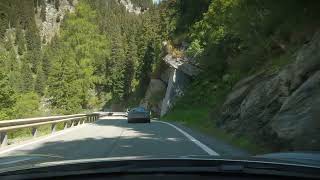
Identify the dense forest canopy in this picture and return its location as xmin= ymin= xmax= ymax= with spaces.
xmin=0 ymin=0 xmax=319 ymax=121
xmin=0 ymin=0 xmax=164 ymax=119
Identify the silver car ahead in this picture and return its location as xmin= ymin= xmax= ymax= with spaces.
xmin=127 ymin=107 xmax=151 ymax=123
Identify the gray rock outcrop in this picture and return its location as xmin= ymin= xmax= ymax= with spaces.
xmin=118 ymin=0 xmax=147 ymax=15
xmin=36 ymin=0 xmax=76 ymax=44
xmin=219 ymin=32 xmax=320 ymax=151
xmin=161 ymin=68 xmax=191 ymax=116
xmin=141 ymin=79 xmax=166 ymax=115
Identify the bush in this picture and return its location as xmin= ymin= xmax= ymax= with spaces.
xmin=13 ymin=92 xmax=40 ymax=118
xmin=186 ymin=39 xmax=204 ymax=58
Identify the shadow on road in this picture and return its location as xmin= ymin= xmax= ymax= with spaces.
xmin=5 ymin=118 xmax=207 ymax=164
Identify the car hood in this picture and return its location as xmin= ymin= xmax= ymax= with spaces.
xmin=0 ymin=152 xmax=320 ymax=172
xmin=256 ymin=152 xmax=320 ymax=166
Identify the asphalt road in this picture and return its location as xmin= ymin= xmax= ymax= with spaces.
xmin=0 ymin=117 xmax=218 ymax=163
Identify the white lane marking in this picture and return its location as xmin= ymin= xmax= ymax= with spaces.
xmin=154 ymin=120 xmax=219 ymax=156
xmin=0 ymin=157 xmax=34 ymax=165
xmin=0 ymin=119 xmax=103 ymax=156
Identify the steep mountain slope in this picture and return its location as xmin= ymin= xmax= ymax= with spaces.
xmin=0 ymin=0 xmax=160 ymax=119
xmin=158 ymin=0 xmax=320 ymax=153
xmin=0 ymin=0 xmax=76 ymax=119
xmin=36 ymin=0 xmax=76 ymax=44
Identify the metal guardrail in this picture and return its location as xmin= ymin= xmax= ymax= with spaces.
xmin=0 ymin=113 xmax=100 ymax=147
xmin=109 ymin=112 xmax=127 ymax=116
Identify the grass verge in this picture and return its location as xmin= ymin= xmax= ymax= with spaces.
xmin=162 ymin=107 xmax=271 ymax=155
xmin=7 ymin=121 xmax=81 ymax=145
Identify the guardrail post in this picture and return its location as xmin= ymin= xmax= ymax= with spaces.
xmin=64 ymin=122 xmax=68 ymax=129
xmin=77 ymin=119 xmax=81 ymax=126
xmin=32 ymin=127 xmax=38 ymax=138
xmin=51 ymin=123 xmax=56 ymax=134
xmin=71 ymin=120 xmax=74 ymax=127
xmin=0 ymin=132 xmax=8 ymax=147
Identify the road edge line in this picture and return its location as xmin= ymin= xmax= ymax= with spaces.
xmin=154 ymin=120 xmax=219 ymax=156
xmin=0 ymin=119 xmax=103 ymax=156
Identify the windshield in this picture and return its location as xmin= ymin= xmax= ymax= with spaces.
xmin=0 ymin=0 xmax=319 ymax=171
xmin=131 ymin=107 xmax=146 ymax=112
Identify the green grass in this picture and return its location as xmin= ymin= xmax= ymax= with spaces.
xmin=7 ymin=121 xmax=79 ymax=145
xmin=162 ymin=107 xmax=271 ymax=154
xmin=161 ymin=68 xmax=274 ymax=154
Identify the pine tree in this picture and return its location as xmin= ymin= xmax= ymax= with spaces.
xmin=123 ymin=59 xmax=135 ymax=100
xmin=25 ymin=21 xmax=41 ymax=51
xmin=0 ymin=13 xmax=8 ymax=40
xmin=47 ymin=47 xmax=82 ymax=113
xmin=137 ymin=43 xmax=155 ymax=95
xmin=123 ymin=35 xmax=138 ymax=99
xmin=20 ymin=60 xmax=34 ymax=92
xmin=35 ymin=64 xmax=45 ymax=95
xmin=40 ymin=5 xmax=46 ymax=22
xmin=15 ymin=22 xmax=26 ymax=55
xmin=42 ymin=50 xmax=51 ymax=81
xmin=107 ymin=26 xmax=126 ymax=102
xmin=0 ymin=72 xmax=16 ymax=120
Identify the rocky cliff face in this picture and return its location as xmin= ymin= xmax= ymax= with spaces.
xmin=35 ymin=0 xmax=76 ymax=44
xmin=118 ymin=0 xmax=147 ymax=15
xmin=141 ymin=79 xmax=166 ymax=115
xmin=219 ymin=32 xmax=320 ymax=151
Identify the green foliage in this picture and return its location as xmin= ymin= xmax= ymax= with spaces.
xmin=0 ymin=72 xmax=16 ymax=120
xmin=186 ymin=39 xmax=204 ymax=58
xmin=158 ymin=0 xmax=210 ymax=38
xmin=47 ymin=1 xmax=110 ymax=112
xmin=25 ymin=21 xmax=41 ymax=51
xmin=15 ymin=23 xmax=26 ymax=55
xmin=159 ymin=0 xmax=320 ymax=153
xmin=20 ymin=60 xmax=34 ymax=93
xmin=88 ymin=0 xmax=164 ymax=106
xmin=35 ymin=65 xmax=46 ymax=95
xmin=131 ymin=0 xmax=153 ymax=9
xmin=0 ymin=12 xmax=8 ymax=40
xmin=162 ymin=107 xmax=269 ymax=154
xmin=187 ymin=0 xmax=320 ymax=74
xmin=13 ymin=92 xmax=40 ymax=118
xmin=47 ymin=45 xmax=82 ymax=113
xmin=136 ymin=44 xmax=155 ymax=96
xmin=42 ymin=50 xmax=51 ymax=80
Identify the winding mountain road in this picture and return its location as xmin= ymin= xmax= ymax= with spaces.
xmin=0 ymin=117 xmax=218 ymax=162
